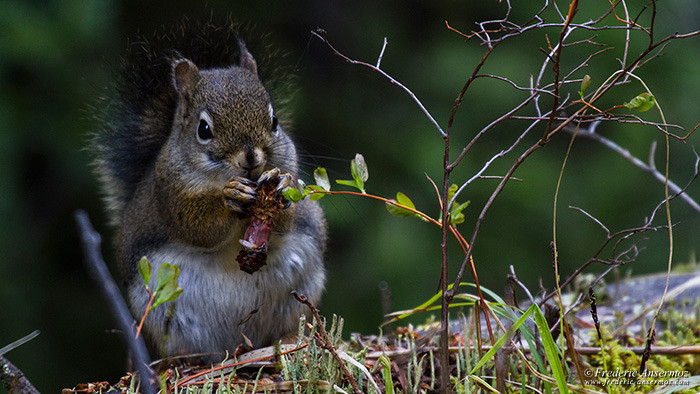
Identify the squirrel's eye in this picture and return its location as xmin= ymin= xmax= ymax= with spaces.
xmin=197 ymin=119 xmax=213 ymax=144
xmin=271 ymin=115 xmax=279 ymax=133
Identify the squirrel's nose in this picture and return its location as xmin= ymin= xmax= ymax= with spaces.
xmin=235 ymin=147 xmax=265 ymax=178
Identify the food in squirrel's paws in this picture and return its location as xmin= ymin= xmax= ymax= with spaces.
xmin=235 ymin=169 xmax=292 ymax=274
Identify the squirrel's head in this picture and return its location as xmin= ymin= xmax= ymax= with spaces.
xmin=165 ymin=44 xmax=297 ymax=187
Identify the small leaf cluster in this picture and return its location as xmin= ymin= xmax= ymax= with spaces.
xmin=446 ymin=184 xmax=470 ymax=226
xmin=282 ymin=153 xmax=471 ymax=227
xmin=138 ymin=257 xmax=183 ymax=310
xmin=282 ymin=153 xmax=369 ymax=202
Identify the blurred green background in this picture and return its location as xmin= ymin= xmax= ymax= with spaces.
xmin=0 ymin=0 xmax=698 ymax=390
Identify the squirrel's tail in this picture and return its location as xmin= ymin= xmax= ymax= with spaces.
xmin=92 ymin=21 xmax=249 ymax=224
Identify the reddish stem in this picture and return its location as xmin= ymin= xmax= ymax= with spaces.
xmin=135 ymin=289 xmax=154 ymax=339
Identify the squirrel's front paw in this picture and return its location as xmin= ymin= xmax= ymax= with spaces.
xmin=223 ymin=177 xmax=257 ymax=213
xmin=257 ymin=168 xmax=293 ymax=192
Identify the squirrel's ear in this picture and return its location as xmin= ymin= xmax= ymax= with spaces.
xmin=238 ymin=39 xmax=258 ymax=76
xmin=172 ymin=59 xmax=201 ymax=96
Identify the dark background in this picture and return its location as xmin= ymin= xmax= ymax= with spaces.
xmin=0 ymin=0 xmax=698 ymax=390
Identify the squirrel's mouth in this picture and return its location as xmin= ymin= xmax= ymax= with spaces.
xmin=240 ymin=165 xmax=265 ymax=181
xmin=228 ymin=148 xmax=266 ymax=181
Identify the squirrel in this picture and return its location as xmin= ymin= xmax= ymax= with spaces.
xmin=92 ymin=23 xmax=326 ymax=360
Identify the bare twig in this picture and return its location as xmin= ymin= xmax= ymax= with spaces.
xmin=573 ymin=127 xmax=700 ymax=213
xmin=569 ymin=206 xmax=610 ymax=235
xmin=311 ymin=29 xmax=445 ymax=137
xmin=74 ymin=210 xmax=156 ymax=394
xmin=508 ymin=265 xmax=536 ymax=305
xmin=0 ymin=330 xmax=40 ymax=357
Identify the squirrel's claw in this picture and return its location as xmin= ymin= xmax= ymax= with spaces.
xmin=258 ymin=168 xmax=293 ymax=193
xmin=223 ymin=177 xmax=258 ymax=212
xmin=275 ymin=173 xmax=293 ymax=193
xmin=257 ymin=168 xmax=280 ymax=184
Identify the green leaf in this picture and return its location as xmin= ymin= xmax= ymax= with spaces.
xmin=386 ymin=192 xmax=419 ymax=218
xmin=351 ymin=153 xmax=369 ymax=182
xmin=467 ymin=375 xmax=499 ymax=393
xmin=447 ymin=184 xmax=469 ymax=226
xmin=313 ymin=167 xmax=331 ymax=191
xmin=385 ymin=203 xmax=415 ymax=217
xmin=138 ymin=257 xmax=151 ymax=289
xmin=470 ymin=303 xmax=536 ymax=375
xmin=304 ymin=185 xmax=327 ymax=201
xmin=579 ymin=74 xmax=591 ymax=99
xmin=350 ymin=154 xmax=368 ymax=193
xmin=395 ymin=192 xmax=415 ymax=210
xmin=449 ymin=201 xmax=470 ymax=226
xmin=384 ymin=282 xmax=494 ymax=324
xmin=152 ymin=278 xmax=183 ymax=309
xmin=623 ymin=92 xmax=655 ymax=112
xmin=447 ymin=184 xmax=459 ymax=203
xmin=533 ymin=305 xmax=569 ymax=394
xmin=155 ymin=263 xmax=179 ymax=293
xmin=336 ymin=179 xmax=360 ymax=190
xmin=281 ymin=187 xmax=305 ymax=203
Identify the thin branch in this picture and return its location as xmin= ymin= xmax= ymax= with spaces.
xmin=474 ymin=74 xmax=556 ymax=95
xmin=311 ymin=29 xmax=445 ymax=137
xmin=74 ymin=210 xmax=157 ymax=394
xmin=447 ymin=82 xmax=542 ymax=174
xmin=376 ymin=37 xmax=388 ymax=68
xmin=448 ymin=113 xmax=544 ymax=210
xmin=574 ymin=126 xmax=700 ymax=213
xmin=508 ymin=265 xmax=536 ymax=305
xmin=0 ymin=330 xmax=40 ymax=356
xmin=569 ymin=206 xmax=610 ymax=235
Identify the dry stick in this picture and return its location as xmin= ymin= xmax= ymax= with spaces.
xmin=0 ymin=330 xmax=40 ymax=356
xmin=541 ymin=200 xmax=681 ymax=305
xmin=448 ymin=5 xmax=589 ymax=389
xmin=74 ymin=210 xmax=157 ymax=394
xmin=549 ymin=5 xmax=594 ymax=385
xmin=291 ymin=291 xmax=362 ymax=394
xmin=448 ymin=3 xmax=595 ymax=309
xmin=0 ymin=355 xmax=40 ymax=394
